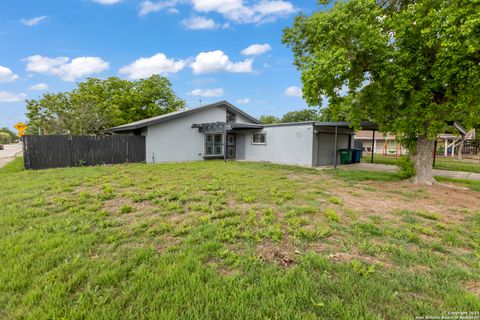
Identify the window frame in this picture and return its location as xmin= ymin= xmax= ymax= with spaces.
xmin=252 ymin=132 xmax=267 ymax=145
xmin=204 ymin=133 xmax=224 ymax=157
xmin=226 ymin=111 xmax=236 ymax=123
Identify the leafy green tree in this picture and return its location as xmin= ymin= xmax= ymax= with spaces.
xmin=281 ymin=109 xmax=320 ymax=123
xmin=283 ymin=0 xmax=480 ymax=184
xmin=26 ymin=93 xmax=71 ymax=135
xmin=0 ymin=127 xmax=17 ymax=143
xmin=0 ymin=132 xmax=12 ymax=144
xmin=26 ymin=75 xmax=186 ymax=135
xmin=259 ymin=115 xmax=280 ymax=124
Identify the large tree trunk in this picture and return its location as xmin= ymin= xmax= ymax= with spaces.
xmin=457 ymin=135 xmax=465 ymax=161
xmin=412 ymin=136 xmax=436 ymax=185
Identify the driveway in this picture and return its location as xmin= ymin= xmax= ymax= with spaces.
xmin=339 ymin=162 xmax=480 ymax=181
xmin=0 ymin=143 xmax=23 ymax=168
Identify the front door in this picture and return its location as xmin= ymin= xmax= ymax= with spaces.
xmin=226 ymin=133 xmax=236 ymax=159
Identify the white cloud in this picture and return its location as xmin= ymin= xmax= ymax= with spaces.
xmin=190 ymin=77 xmax=216 ymax=85
xmin=119 ymin=53 xmax=186 ymax=79
xmin=284 ymin=85 xmax=302 ymax=97
xmin=20 ymin=16 xmax=47 ymax=26
xmin=140 ymin=0 xmax=178 ymax=16
xmin=189 ymin=88 xmax=224 ymax=97
xmin=167 ymin=8 xmax=180 ymax=14
xmin=28 ymin=83 xmax=49 ymax=91
xmin=237 ymin=98 xmax=250 ymax=104
xmin=181 ymin=16 xmax=226 ymax=30
xmin=93 ymin=0 xmax=122 ymax=4
xmin=140 ymin=0 xmax=295 ymax=24
xmin=241 ymin=43 xmax=271 ymax=56
xmin=0 ymin=91 xmax=26 ymax=103
xmin=190 ymin=0 xmax=295 ymax=24
xmin=0 ymin=66 xmax=19 ymax=83
xmin=25 ymin=55 xmax=109 ymax=81
xmin=190 ymin=50 xmax=253 ymax=74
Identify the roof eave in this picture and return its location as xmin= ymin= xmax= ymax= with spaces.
xmin=106 ymin=100 xmax=260 ymax=133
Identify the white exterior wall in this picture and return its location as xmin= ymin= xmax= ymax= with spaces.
xmin=235 ymin=113 xmax=252 ymax=124
xmin=242 ymin=124 xmax=314 ymax=166
xmin=146 ymin=106 xmax=227 ymax=163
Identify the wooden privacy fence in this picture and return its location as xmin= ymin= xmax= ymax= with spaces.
xmin=22 ymin=135 xmax=146 ymax=170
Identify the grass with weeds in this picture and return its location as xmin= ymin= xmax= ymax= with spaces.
xmin=0 ymin=156 xmax=24 ymax=173
xmin=327 ymin=169 xmax=403 ymax=182
xmin=0 ymin=160 xmax=479 ymax=319
xmin=435 ymin=176 xmax=480 ymax=192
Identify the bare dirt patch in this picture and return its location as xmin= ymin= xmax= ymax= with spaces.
xmin=103 ymin=198 xmax=130 ymax=211
xmin=256 ymin=238 xmax=300 ymax=268
xmin=464 ymin=280 xmax=480 ymax=297
xmin=205 ymin=257 xmax=237 ymax=276
xmin=328 ymin=251 xmax=394 ymax=268
xmin=326 ymin=178 xmax=480 ymax=223
xmin=155 ymin=235 xmax=182 ymax=254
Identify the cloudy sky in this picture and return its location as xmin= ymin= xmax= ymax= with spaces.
xmin=0 ymin=0 xmax=326 ymax=128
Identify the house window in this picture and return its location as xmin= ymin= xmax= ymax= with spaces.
xmin=205 ymin=133 xmax=224 ymax=156
xmin=252 ymin=132 xmax=266 ymax=145
xmin=227 ymin=111 xmax=236 ymax=123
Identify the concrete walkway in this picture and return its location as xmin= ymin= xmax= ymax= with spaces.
xmin=338 ymin=163 xmax=480 ymax=181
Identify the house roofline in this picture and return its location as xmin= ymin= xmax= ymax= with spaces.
xmin=105 ymin=100 xmax=260 ymax=133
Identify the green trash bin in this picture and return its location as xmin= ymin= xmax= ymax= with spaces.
xmin=338 ymin=149 xmax=352 ymax=164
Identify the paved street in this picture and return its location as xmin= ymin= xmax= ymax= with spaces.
xmin=0 ymin=143 xmax=23 ymax=168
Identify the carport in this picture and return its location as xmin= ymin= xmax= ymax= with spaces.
xmin=314 ymin=121 xmax=379 ymax=168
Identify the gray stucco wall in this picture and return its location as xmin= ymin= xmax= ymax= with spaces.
xmin=242 ymin=124 xmax=315 ymax=166
xmin=146 ymin=106 xmax=227 ymax=163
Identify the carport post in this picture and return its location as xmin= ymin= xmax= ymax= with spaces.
xmin=334 ymin=125 xmax=338 ymax=169
xmin=371 ymin=130 xmax=376 ymax=163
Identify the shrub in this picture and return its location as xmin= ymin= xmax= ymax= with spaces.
xmin=397 ymin=156 xmax=415 ymax=179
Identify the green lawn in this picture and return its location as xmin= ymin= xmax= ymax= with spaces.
xmin=363 ymin=155 xmax=480 ymax=173
xmin=1 ymin=159 xmax=479 ymax=319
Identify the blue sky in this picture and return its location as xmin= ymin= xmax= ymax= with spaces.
xmin=0 ymin=0 xmax=325 ymax=128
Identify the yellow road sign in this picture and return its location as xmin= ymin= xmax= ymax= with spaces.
xmin=14 ymin=122 xmax=27 ymax=137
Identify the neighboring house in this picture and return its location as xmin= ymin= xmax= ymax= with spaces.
xmin=356 ymin=127 xmax=476 ymax=157
xmin=355 ymin=131 xmax=405 ymax=155
xmin=438 ymin=129 xmax=476 ymax=157
xmin=107 ymin=101 xmax=375 ymax=167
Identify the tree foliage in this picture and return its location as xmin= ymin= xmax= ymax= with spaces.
xmin=283 ymin=0 xmax=480 ymax=183
xmin=281 ymin=108 xmax=321 ymax=123
xmin=259 ymin=108 xmax=321 ymax=124
xmin=259 ymin=115 xmax=280 ymax=124
xmin=0 ymin=127 xmax=16 ymax=144
xmin=26 ymin=75 xmax=186 ymax=135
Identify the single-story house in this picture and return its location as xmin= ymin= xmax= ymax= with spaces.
xmin=355 ymin=130 xmax=406 ymax=155
xmin=107 ymin=101 xmax=377 ymax=167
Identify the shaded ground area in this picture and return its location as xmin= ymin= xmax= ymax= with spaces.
xmin=0 ymin=159 xmax=479 ymax=319
xmin=341 ymin=162 xmax=480 ymax=180
xmin=363 ymin=154 xmax=480 ymax=174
